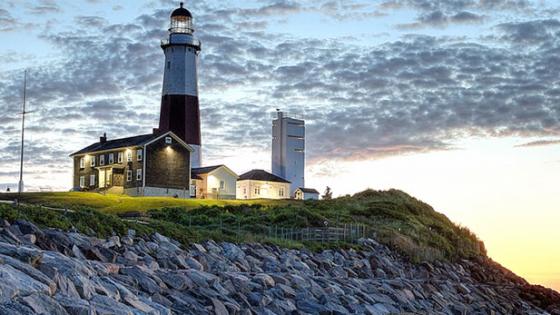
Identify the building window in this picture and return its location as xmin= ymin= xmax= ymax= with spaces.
xmin=279 ymin=187 xmax=285 ymax=197
xmin=165 ymin=137 xmax=172 ymax=144
xmin=90 ymin=156 xmax=95 ymax=167
xmin=220 ymin=180 xmax=225 ymax=190
xmin=137 ymin=149 xmax=143 ymax=161
xmin=108 ymin=153 xmax=114 ymax=164
xmin=136 ymin=169 xmax=142 ymax=181
xmin=79 ymin=176 xmax=85 ymax=188
xmin=243 ymin=188 xmax=246 ymax=195
xmin=90 ymin=174 xmax=96 ymax=186
xmin=118 ymin=152 xmax=123 ymax=163
xmin=126 ymin=170 xmax=132 ymax=182
xmin=79 ymin=157 xmax=85 ymax=169
xmin=254 ymin=187 xmax=260 ymax=195
xmin=127 ymin=151 xmax=132 ymax=162
xmin=99 ymin=155 xmax=105 ymax=166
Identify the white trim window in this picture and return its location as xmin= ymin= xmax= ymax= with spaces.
xmin=254 ymin=187 xmax=260 ymax=195
xmin=127 ymin=151 xmax=132 ymax=162
xmin=219 ymin=180 xmax=225 ymax=190
xmin=108 ymin=153 xmax=114 ymax=164
xmin=79 ymin=157 xmax=85 ymax=169
xmin=90 ymin=174 xmax=96 ymax=186
xmin=137 ymin=149 xmax=143 ymax=161
xmin=79 ymin=176 xmax=85 ymax=188
xmin=118 ymin=152 xmax=123 ymax=163
xmin=279 ymin=187 xmax=285 ymax=197
xmin=99 ymin=155 xmax=105 ymax=166
xmin=126 ymin=170 xmax=132 ymax=182
xmin=90 ymin=156 xmax=96 ymax=167
xmin=165 ymin=136 xmax=172 ymax=144
xmin=136 ymin=169 xmax=142 ymax=181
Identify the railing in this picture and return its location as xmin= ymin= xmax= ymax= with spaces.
xmin=160 ymin=38 xmax=201 ymax=49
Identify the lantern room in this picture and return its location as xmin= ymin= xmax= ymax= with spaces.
xmin=169 ymin=2 xmax=193 ymax=34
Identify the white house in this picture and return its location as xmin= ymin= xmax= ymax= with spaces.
xmin=236 ymin=169 xmax=291 ymax=200
xmin=191 ymin=165 xmax=237 ymax=200
xmin=294 ymin=188 xmax=320 ymax=200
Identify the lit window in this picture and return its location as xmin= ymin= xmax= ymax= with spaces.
xmin=220 ymin=180 xmax=225 ymax=190
xmin=136 ymin=169 xmax=142 ymax=181
xmin=126 ymin=170 xmax=132 ymax=182
xmin=79 ymin=176 xmax=85 ymax=187
xmin=108 ymin=153 xmax=114 ymax=164
xmin=137 ymin=149 xmax=143 ymax=161
xmin=118 ymin=152 xmax=123 ymax=163
xmin=99 ymin=155 xmax=105 ymax=166
xmin=79 ymin=157 xmax=84 ymax=169
xmin=127 ymin=151 xmax=132 ymax=162
xmin=165 ymin=137 xmax=172 ymax=144
xmin=90 ymin=174 xmax=96 ymax=186
xmin=90 ymin=156 xmax=96 ymax=167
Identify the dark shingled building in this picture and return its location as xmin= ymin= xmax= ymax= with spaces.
xmin=70 ymin=131 xmax=193 ymax=198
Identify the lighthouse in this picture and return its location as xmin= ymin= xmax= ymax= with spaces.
xmin=158 ymin=2 xmax=202 ymax=167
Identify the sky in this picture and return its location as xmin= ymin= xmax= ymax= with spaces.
xmin=0 ymin=0 xmax=559 ymax=291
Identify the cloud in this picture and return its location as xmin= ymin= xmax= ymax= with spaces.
xmin=0 ymin=9 xmax=17 ymax=32
xmin=496 ymin=19 xmax=560 ymax=45
xmin=515 ymin=140 xmax=560 ymax=148
xmin=398 ymin=10 xmax=485 ymax=29
xmin=384 ymin=0 xmax=528 ymax=28
xmin=1 ymin=0 xmax=560 ymax=187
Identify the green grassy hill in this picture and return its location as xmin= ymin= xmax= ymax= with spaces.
xmin=0 ymin=189 xmax=486 ymax=262
xmin=0 ymin=192 xmax=293 ymax=214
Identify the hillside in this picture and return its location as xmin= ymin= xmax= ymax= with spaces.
xmin=0 ymin=219 xmax=559 ymax=314
xmin=1 ymin=189 xmax=485 ymax=261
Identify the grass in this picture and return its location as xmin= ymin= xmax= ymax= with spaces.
xmin=0 ymin=192 xmax=294 ymax=214
xmin=0 ymin=189 xmax=487 ymax=262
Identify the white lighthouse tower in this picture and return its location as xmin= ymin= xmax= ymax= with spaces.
xmin=158 ymin=2 xmax=202 ymax=167
xmin=272 ymin=111 xmax=305 ymax=197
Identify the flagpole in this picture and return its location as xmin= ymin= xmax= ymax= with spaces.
xmin=18 ymin=70 xmax=27 ymax=196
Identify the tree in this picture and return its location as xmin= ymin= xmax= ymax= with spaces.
xmin=322 ymin=186 xmax=333 ymax=200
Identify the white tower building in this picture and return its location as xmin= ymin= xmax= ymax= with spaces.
xmin=272 ymin=111 xmax=305 ymax=196
xmin=158 ymin=2 xmax=202 ymax=167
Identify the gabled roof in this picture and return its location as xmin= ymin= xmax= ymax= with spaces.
xmin=191 ymin=174 xmax=203 ymax=180
xmin=70 ymin=134 xmax=156 ymax=156
xmin=238 ymin=169 xmax=290 ymax=183
xmin=70 ymin=131 xmax=192 ymax=156
xmin=192 ymin=165 xmax=224 ymax=175
xmin=192 ymin=165 xmax=238 ymax=178
xmin=297 ymin=187 xmax=320 ymax=194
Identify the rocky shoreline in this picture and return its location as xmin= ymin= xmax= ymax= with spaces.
xmin=0 ymin=219 xmax=558 ymax=314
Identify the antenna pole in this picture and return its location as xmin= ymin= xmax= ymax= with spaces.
xmin=18 ymin=70 xmax=27 ymax=196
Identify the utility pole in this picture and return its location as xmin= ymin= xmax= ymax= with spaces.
xmin=18 ymin=70 xmax=28 ymax=197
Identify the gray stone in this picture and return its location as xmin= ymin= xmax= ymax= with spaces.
xmin=19 ymin=292 xmax=69 ymax=315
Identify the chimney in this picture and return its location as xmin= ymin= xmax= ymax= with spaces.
xmin=100 ymin=133 xmax=107 ymax=144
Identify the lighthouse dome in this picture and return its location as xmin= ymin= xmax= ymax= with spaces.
xmin=169 ymin=2 xmax=193 ymax=33
xmin=171 ymin=3 xmax=192 ymax=18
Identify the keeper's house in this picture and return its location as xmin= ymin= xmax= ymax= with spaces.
xmin=70 ymin=131 xmax=193 ymax=198
xmin=236 ymin=169 xmax=290 ymax=200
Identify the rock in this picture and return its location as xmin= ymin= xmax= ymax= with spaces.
xmin=254 ymin=273 xmax=275 ymax=287
xmin=90 ymin=295 xmax=135 ymax=315
xmin=212 ymin=298 xmax=229 ymax=315
xmin=19 ymin=292 xmax=69 ymax=315
xmin=54 ymin=295 xmax=92 ymax=315
xmin=21 ymin=234 xmax=37 ymax=244
xmin=0 ymin=264 xmax=51 ymax=300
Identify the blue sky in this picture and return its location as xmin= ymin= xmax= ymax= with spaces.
xmin=1 ymin=0 xmax=560 ymax=290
